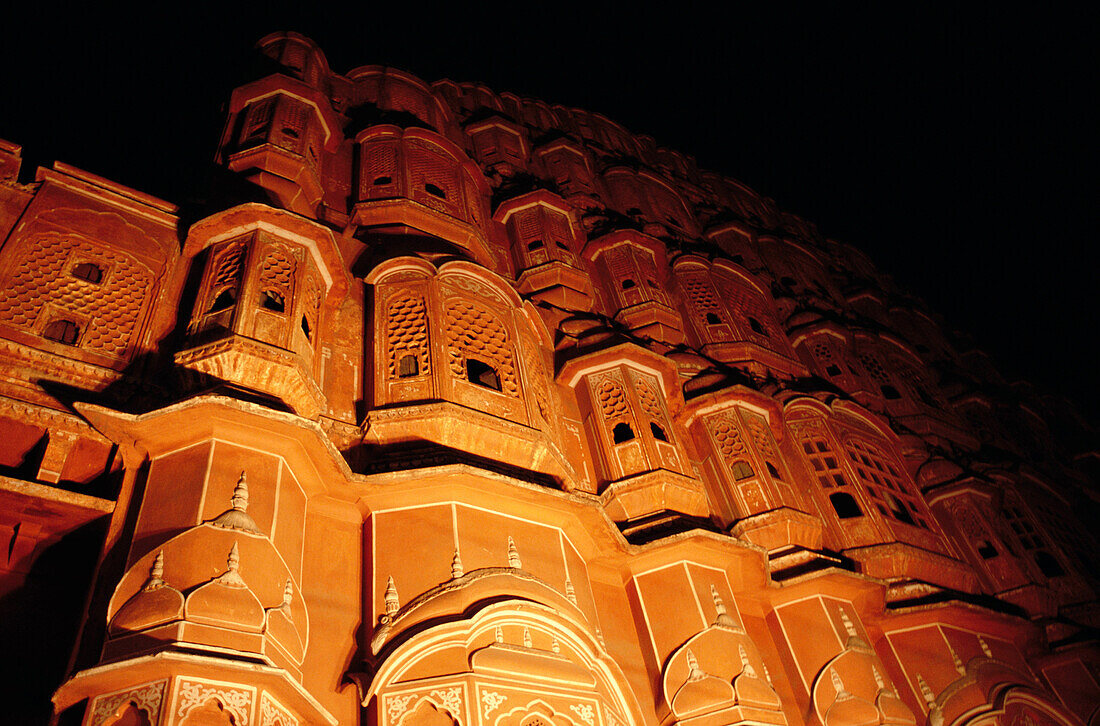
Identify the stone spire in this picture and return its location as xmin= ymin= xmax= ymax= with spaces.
xmin=384 ymin=576 xmax=400 ymax=618
xmin=210 ymin=471 xmax=262 ymax=534
xmin=451 ymin=548 xmax=464 ymax=579
xmin=507 ymin=536 xmax=521 ymax=568
xmin=215 ymin=542 xmax=247 ymax=588
xmin=142 ymin=551 xmax=166 ymax=591
xmin=711 ymin=584 xmax=737 ymax=628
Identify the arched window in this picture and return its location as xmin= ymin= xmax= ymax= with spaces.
xmin=70 ymin=262 xmax=103 ymax=284
xmin=398 ymin=354 xmax=419 ymax=378
xmin=425 ymin=182 xmax=447 ymax=199
xmin=731 ymin=461 xmax=754 ymax=480
xmin=1035 ymin=550 xmax=1065 ymax=577
xmin=830 ymin=492 xmax=862 ymax=519
xmin=650 ymin=421 xmax=668 ymax=442
xmin=706 ymin=312 xmax=722 ymax=325
xmin=748 ymin=316 xmax=766 ymax=335
xmin=467 ymin=358 xmax=502 ymax=391
xmin=43 ymin=319 xmax=80 ymax=345
xmin=209 ymin=288 xmax=236 ymax=313
xmin=612 ymin=422 xmax=635 ymax=443
xmin=260 ymin=289 xmax=286 ymax=312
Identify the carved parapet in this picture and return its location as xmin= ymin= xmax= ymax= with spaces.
xmin=843 ymin=541 xmax=980 ymax=593
xmin=730 ymin=506 xmax=824 ymax=552
xmin=599 ymin=469 xmax=710 ymax=522
xmin=363 ymin=400 xmax=577 ymax=489
xmin=175 ymin=334 xmax=325 ymax=419
xmin=53 ymin=654 xmax=335 ymax=726
xmin=515 ymin=260 xmax=595 ymax=311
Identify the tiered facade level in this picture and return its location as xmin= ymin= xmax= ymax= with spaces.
xmin=0 ymin=32 xmax=1096 ymax=726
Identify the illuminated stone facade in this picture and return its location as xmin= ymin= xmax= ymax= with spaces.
xmin=0 ymin=32 xmax=1097 ymax=726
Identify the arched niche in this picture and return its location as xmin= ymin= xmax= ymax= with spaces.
xmin=360 ymin=600 xmax=643 ymax=726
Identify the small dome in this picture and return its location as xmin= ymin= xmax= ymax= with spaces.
xmin=670 ymin=650 xmax=736 ymax=718
xmin=184 ymin=543 xmax=265 ymax=633
xmin=878 ymin=689 xmax=918 ymax=725
xmin=109 ymin=552 xmax=184 ymax=634
xmin=734 ymin=671 xmax=782 ymax=710
xmin=825 ymin=693 xmax=881 ymax=726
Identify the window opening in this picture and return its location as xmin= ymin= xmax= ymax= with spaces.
xmin=466 ymin=358 xmax=502 ymax=391
xmin=397 ymin=354 xmax=419 ymax=378
xmin=830 ymin=492 xmax=862 ymax=519
xmin=621 ymin=279 xmax=635 ymax=289
xmin=70 ymin=262 xmax=103 ymax=284
xmin=826 ymin=364 xmax=842 ymax=377
xmin=1035 ymin=550 xmax=1065 ymax=577
xmin=765 ymin=461 xmax=782 ymax=479
xmin=646 ymin=279 xmax=659 ymax=289
xmin=301 ymin=315 xmax=312 ymax=341
xmin=977 ymin=540 xmax=999 ymax=559
xmin=260 ymin=289 xmax=285 ymax=313
xmin=881 ymin=384 xmax=902 ymax=400
xmin=731 ymin=461 xmax=754 ymax=480
xmin=801 ymin=438 xmax=848 ymax=488
xmin=281 ymin=127 xmax=299 ymax=138
xmin=43 ymin=319 xmax=80 ymax=345
xmin=650 ymin=421 xmax=668 ymax=442
xmin=210 ymin=288 xmax=237 ymax=313
xmin=527 ymin=240 xmax=544 ymax=251
xmin=373 ymin=175 xmax=392 ymax=185
xmin=706 ymin=312 xmax=722 ymax=325
xmin=425 ymin=183 xmax=447 ymax=199
xmin=612 ymin=422 xmax=635 ymax=444
xmin=780 ymin=276 xmax=798 ymax=288
xmin=748 ymin=317 xmax=766 ymax=335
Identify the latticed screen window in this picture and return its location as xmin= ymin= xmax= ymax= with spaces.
xmin=844 ymin=439 xmax=929 ymax=529
xmin=1002 ymin=502 xmax=1066 ymax=577
xmin=800 ymin=438 xmax=848 ymax=489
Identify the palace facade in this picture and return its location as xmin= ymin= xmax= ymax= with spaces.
xmin=0 ymin=32 xmax=1097 ymax=726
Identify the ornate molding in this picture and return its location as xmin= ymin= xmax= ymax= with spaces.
xmin=176 ymin=678 xmax=254 ymax=726
xmin=260 ymin=691 xmax=299 ymax=726
xmin=90 ymin=679 xmax=167 ymax=726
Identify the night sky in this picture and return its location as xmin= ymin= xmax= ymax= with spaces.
xmin=3 ymin=6 xmax=1096 ymax=422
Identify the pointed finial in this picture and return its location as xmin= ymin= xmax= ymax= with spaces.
xmin=495 ymin=626 xmax=504 ymax=643
xmin=839 ymin=607 xmax=857 ymax=637
xmin=948 ymin=642 xmax=966 ymax=675
xmin=711 ymin=584 xmax=736 ymax=627
xmin=451 ymin=548 xmax=464 ymax=579
xmin=738 ymin=644 xmax=757 ymax=678
xmin=143 ymin=551 xmax=165 ymax=591
xmin=830 ymin=667 xmax=845 ymax=694
xmin=596 ymin=627 xmax=605 ymax=647
xmin=231 ymin=471 xmax=249 ymax=511
xmin=384 ymin=576 xmax=400 ymax=617
xmin=565 ymin=577 xmax=577 ymax=605
xmin=209 ymin=472 xmax=261 ymax=534
xmin=214 ymin=541 xmax=247 ymax=588
xmin=228 ymin=541 xmax=240 ymax=572
xmin=551 ymin=637 xmax=560 ymax=654
xmin=686 ymin=648 xmax=702 ymax=678
xmin=762 ymin=662 xmax=773 ymax=685
xmin=273 ymin=578 xmax=294 ymax=621
xmin=712 ymin=584 xmax=726 ymax=616
xmin=978 ymin=636 xmax=992 ymax=658
xmin=873 ymin=665 xmax=885 ymax=690
xmin=523 ymin=627 xmax=533 ymax=648
xmin=917 ymin=673 xmax=936 ymax=708
xmin=507 ymin=537 xmax=522 ymax=568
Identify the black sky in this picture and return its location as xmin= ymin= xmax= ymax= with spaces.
xmin=3 ymin=5 xmax=1096 ymax=421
